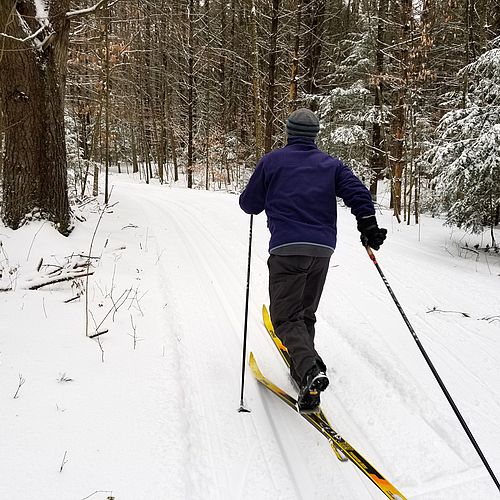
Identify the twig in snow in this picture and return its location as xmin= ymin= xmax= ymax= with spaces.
xmin=58 ymin=373 xmax=74 ymax=383
xmin=127 ymin=287 xmax=146 ymax=316
xmin=45 ymin=264 xmax=64 ymax=276
xmin=459 ymin=246 xmax=480 ymax=261
xmin=88 ymin=312 xmax=106 ymax=362
xmin=94 ymin=288 xmax=132 ymax=332
xmin=129 ymin=315 xmax=142 ymax=350
xmin=479 ymin=315 xmax=500 ymax=323
xmin=444 ymin=246 xmax=455 ymax=257
xmin=426 ymin=306 xmax=470 ymax=318
xmin=484 ymin=252 xmax=492 ymax=276
xmin=77 ymin=197 xmax=97 ymax=209
xmin=97 ymin=336 xmax=105 ymax=363
xmin=64 ymin=296 xmax=80 ymax=303
xmin=59 ymin=451 xmax=68 ymax=472
xmin=28 ymin=270 xmax=95 ymax=290
xmin=85 ymin=190 xmax=113 ymax=337
xmin=80 ymin=490 xmax=114 ymax=500
xmin=27 ymin=222 xmax=47 ymax=261
xmin=109 ymin=263 xmax=118 ymax=303
xmin=73 ymin=254 xmax=100 ymax=260
xmin=155 ymin=249 xmax=165 ymax=265
xmin=89 ymin=329 xmax=109 ymax=339
xmin=13 ymin=373 xmax=26 ymax=399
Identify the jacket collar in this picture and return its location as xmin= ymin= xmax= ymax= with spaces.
xmin=286 ymin=136 xmax=317 ymax=147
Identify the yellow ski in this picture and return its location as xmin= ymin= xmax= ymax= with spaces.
xmin=257 ymin=305 xmax=406 ymax=499
xmin=250 ymin=353 xmax=406 ymax=500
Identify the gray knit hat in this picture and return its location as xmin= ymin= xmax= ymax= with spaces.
xmin=286 ymin=108 xmax=320 ymax=138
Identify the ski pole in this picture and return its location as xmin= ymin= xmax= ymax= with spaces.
xmin=365 ymin=245 xmax=500 ymax=494
xmin=238 ymin=215 xmax=253 ymax=413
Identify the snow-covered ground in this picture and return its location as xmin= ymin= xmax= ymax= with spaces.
xmin=1 ymin=174 xmax=499 ymax=500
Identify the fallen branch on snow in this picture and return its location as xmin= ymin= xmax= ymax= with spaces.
xmin=28 ymin=270 xmax=94 ymax=290
xmin=89 ymin=329 xmax=109 ymax=339
xmin=479 ymin=315 xmax=500 ymax=323
xmin=426 ymin=306 xmax=470 ymax=318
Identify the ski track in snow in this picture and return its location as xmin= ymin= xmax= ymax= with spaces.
xmin=117 ymin=179 xmax=500 ymax=499
xmin=3 ymin=176 xmax=498 ymax=500
xmin=125 ymin=184 xmax=300 ymax=499
xmin=120 ymin=181 xmax=391 ymax=500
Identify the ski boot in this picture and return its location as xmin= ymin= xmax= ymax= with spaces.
xmin=297 ymin=364 xmax=329 ymax=414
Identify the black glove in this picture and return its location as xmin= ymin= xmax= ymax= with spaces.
xmin=357 ymin=215 xmax=387 ymax=250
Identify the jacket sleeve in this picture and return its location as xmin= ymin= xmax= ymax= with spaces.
xmin=239 ymin=159 xmax=266 ymax=215
xmin=335 ymin=161 xmax=375 ymax=220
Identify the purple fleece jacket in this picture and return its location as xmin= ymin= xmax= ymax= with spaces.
xmin=239 ymin=137 xmax=375 ymax=254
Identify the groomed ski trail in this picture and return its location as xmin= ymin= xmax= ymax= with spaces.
xmin=114 ymin=178 xmax=500 ymax=499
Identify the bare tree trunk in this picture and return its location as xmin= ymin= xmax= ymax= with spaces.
xmin=264 ymin=0 xmax=280 ymax=153
xmin=165 ymin=85 xmax=178 ymax=182
xmin=0 ymin=103 xmax=4 ymax=178
xmin=303 ymin=0 xmax=326 ymax=95
xmin=130 ymin=125 xmax=139 ymax=173
xmin=104 ymin=4 xmax=111 ymax=203
xmin=289 ymin=0 xmax=303 ymax=112
xmin=370 ymin=0 xmax=388 ymax=200
xmin=0 ymin=0 xmax=71 ymax=234
xmin=187 ymin=0 xmax=195 ymax=188
xmin=248 ymin=0 xmax=264 ymax=159
xmin=205 ymin=84 xmax=211 ymax=190
xmin=390 ymin=0 xmax=412 ymax=221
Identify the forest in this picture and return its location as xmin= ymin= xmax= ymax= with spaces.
xmin=0 ymin=0 xmax=499 ymax=243
xmin=1 ymin=3 xmax=500 ymax=499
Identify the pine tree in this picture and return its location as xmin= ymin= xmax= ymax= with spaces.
xmin=428 ymin=42 xmax=500 ymax=244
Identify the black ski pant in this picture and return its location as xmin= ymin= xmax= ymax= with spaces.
xmin=268 ymin=254 xmax=330 ymax=385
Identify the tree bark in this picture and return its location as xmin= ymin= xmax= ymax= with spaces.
xmin=0 ymin=0 xmax=71 ymax=234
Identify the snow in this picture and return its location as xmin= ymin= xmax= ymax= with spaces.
xmin=1 ymin=174 xmax=499 ymax=499
xmin=34 ymin=0 xmax=49 ymax=25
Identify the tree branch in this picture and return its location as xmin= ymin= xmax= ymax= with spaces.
xmin=66 ymin=0 xmax=120 ymax=19
xmin=0 ymin=24 xmax=45 ymax=43
xmin=28 ymin=271 xmax=94 ymax=290
xmin=426 ymin=306 xmax=470 ymax=318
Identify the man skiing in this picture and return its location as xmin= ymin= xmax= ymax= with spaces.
xmin=239 ymin=108 xmax=387 ymax=413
